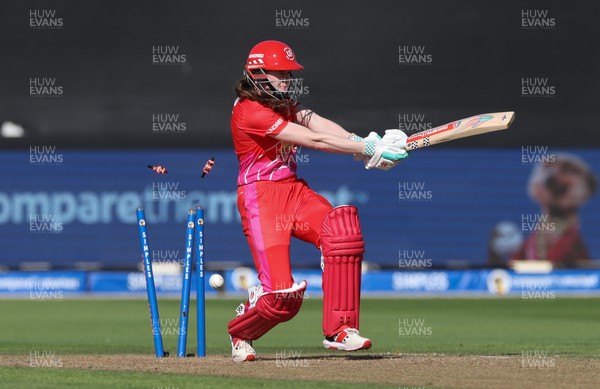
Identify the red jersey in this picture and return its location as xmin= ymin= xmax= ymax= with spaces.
xmin=231 ymin=98 xmax=299 ymax=185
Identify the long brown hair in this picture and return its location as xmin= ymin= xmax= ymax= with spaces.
xmin=234 ymin=77 xmax=297 ymax=117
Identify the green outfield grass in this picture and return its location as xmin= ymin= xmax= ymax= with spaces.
xmin=1 ymin=297 xmax=599 ymax=388
xmin=0 ymin=367 xmax=383 ymax=389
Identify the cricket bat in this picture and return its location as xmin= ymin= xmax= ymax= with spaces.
xmin=398 ymin=111 xmax=515 ymax=150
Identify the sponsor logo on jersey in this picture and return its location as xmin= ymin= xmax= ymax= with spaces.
xmin=267 ymin=118 xmax=284 ymax=134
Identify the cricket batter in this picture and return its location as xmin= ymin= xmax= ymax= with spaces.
xmin=228 ymin=40 xmax=408 ymax=362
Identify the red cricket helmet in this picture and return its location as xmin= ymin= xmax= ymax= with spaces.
xmin=244 ymin=40 xmax=304 ymax=100
xmin=245 ymin=40 xmax=304 ymax=73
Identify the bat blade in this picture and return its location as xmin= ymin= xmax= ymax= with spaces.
xmin=402 ymin=111 xmax=515 ymax=150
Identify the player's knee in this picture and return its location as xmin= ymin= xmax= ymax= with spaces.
xmin=321 ymin=206 xmax=365 ymax=257
xmin=228 ymin=281 xmax=307 ymax=340
xmin=256 ymin=282 xmax=306 ymax=322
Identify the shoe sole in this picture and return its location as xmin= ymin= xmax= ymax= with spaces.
xmin=233 ymin=354 xmax=256 ymax=363
xmin=323 ymin=339 xmax=372 ymax=351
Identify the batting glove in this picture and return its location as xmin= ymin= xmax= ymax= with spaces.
xmin=362 ymin=138 xmax=408 ymax=170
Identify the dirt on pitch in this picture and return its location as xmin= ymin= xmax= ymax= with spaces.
xmin=1 ymin=353 xmax=598 ymax=388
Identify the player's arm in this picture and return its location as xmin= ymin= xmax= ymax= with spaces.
xmin=295 ymin=107 xmax=358 ymax=139
xmin=273 ymin=122 xmax=363 ymax=154
xmin=293 ymin=106 xmax=409 ymax=169
xmin=272 ymin=122 xmax=408 ymax=165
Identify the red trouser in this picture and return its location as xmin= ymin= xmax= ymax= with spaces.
xmin=237 ymin=178 xmax=332 ymax=292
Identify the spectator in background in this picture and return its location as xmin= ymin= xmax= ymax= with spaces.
xmin=511 ymin=154 xmax=598 ymax=267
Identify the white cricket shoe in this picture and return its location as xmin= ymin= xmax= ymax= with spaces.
xmin=231 ymin=337 xmax=256 ymax=362
xmin=323 ymin=326 xmax=372 ymax=351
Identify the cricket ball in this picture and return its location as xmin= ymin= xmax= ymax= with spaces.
xmin=209 ymin=274 xmax=224 ymax=289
